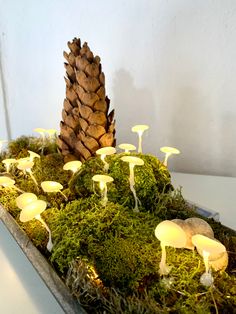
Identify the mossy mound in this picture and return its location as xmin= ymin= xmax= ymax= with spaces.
xmin=70 ymin=153 xmax=172 ymax=212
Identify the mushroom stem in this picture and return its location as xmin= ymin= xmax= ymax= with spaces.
xmin=99 ymin=181 xmax=108 ymax=206
xmin=163 ymin=152 xmax=171 ymax=167
xmin=58 ymin=190 xmax=68 ymax=201
xmin=159 ymin=242 xmax=171 ymax=275
xmin=35 ymin=214 xmax=53 ymax=252
xmin=129 ymin=164 xmax=140 ymax=212
xmin=28 ymin=171 xmax=39 ymax=192
xmin=203 ymin=250 xmax=210 ymax=274
xmin=101 ymin=154 xmax=109 ymax=172
xmin=137 ymin=131 xmax=143 ymax=153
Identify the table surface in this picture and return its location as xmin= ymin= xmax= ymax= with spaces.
xmin=171 ymin=172 xmax=236 ymax=230
xmin=0 ymin=221 xmax=64 ymax=314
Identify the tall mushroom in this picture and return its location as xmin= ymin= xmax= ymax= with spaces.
xmin=131 ymin=124 xmax=149 ymax=153
xmin=28 ymin=150 xmax=40 ymax=162
xmin=160 ymin=146 xmax=180 ymax=167
xmin=192 ymin=234 xmax=227 ymax=286
xmin=155 ymin=220 xmax=187 ymax=275
xmin=41 ymin=181 xmax=67 ymax=201
xmin=121 ymin=156 xmax=144 ymax=212
xmin=96 ymin=147 xmax=116 ymax=171
xmin=19 ymin=199 xmax=53 ymax=252
xmin=118 ymin=143 xmax=136 ymax=154
xmin=92 ymin=174 xmax=114 ymax=206
xmin=2 ymin=158 xmax=16 ymax=173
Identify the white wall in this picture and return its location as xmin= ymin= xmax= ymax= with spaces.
xmin=1 ymin=0 xmax=236 ymax=176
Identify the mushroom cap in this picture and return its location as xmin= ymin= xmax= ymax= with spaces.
xmin=96 ymin=147 xmax=116 ymax=156
xmin=160 ymin=146 xmax=180 ymax=155
xmin=20 ymin=200 xmax=47 ymax=222
xmin=92 ymin=174 xmax=114 ymax=183
xmin=41 ymin=181 xmax=63 ymax=192
xmin=28 ymin=150 xmax=40 ymax=159
xmin=2 ymin=158 xmax=17 ymax=165
xmin=17 ymin=160 xmax=34 ymax=171
xmin=46 ymin=128 xmax=57 ymax=136
xmin=155 ymin=220 xmax=187 ymax=248
xmin=191 ymin=234 xmax=226 ymax=257
xmin=121 ymin=156 xmax=144 ymax=166
xmin=63 ymin=160 xmax=82 ymax=172
xmin=131 ymin=124 xmax=149 ymax=133
xmin=16 ymin=192 xmax=38 ymax=210
xmin=0 ymin=176 xmax=15 ymax=187
xmin=118 ymin=143 xmax=136 ymax=151
xmin=34 ymin=128 xmax=46 ymax=134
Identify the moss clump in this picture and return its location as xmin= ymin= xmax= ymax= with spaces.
xmin=70 ymin=153 xmax=172 ymax=212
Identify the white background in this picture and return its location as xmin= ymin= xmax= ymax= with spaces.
xmin=1 ymin=0 xmax=236 ymax=176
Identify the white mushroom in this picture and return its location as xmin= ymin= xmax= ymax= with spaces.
xmin=92 ymin=174 xmax=114 ymax=206
xmin=19 ymin=199 xmax=53 ymax=252
xmin=41 ymin=181 xmax=67 ymax=201
xmin=33 ymin=128 xmax=46 ymax=152
xmin=118 ymin=143 xmax=136 ymax=154
xmin=160 ymin=146 xmax=180 ymax=167
xmin=45 ymin=129 xmax=57 ymax=141
xmin=0 ymin=140 xmax=7 ymax=154
xmin=17 ymin=160 xmax=39 ymax=190
xmin=191 ymin=234 xmax=227 ymax=286
xmin=155 ymin=220 xmax=187 ymax=275
xmin=16 ymin=192 xmax=38 ymax=209
xmin=96 ymin=147 xmax=116 ymax=171
xmin=121 ymin=156 xmax=144 ymax=212
xmin=63 ymin=160 xmax=82 ymax=176
xmin=131 ymin=124 xmax=149 ymax=153
xmin=28 ymin=150 xmax=40 ymax=162
xmin=0 ymin=176 xmax=24 ymax=193
xmin=2 ymin=158 xmax=16 ymax=173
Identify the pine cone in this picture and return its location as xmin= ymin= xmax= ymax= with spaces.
xmin=57 ymin=38 xmax=116 ymax=162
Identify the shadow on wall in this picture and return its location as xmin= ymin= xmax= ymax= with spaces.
xmin=165 ymin=86 xmax=219 ymax=174
xmin=112 ymin=69 xmax=157 ymax=153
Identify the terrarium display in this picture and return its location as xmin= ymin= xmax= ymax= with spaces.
xmin=0 ymin=38 xmax=236 ymax=313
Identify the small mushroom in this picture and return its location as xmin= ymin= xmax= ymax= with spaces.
xmin=0 ymin=176 xmax=24 ymax=193
xmin=63 ymin=160 xmax=82 ymax=176
xmin=92 ymin=174 xmax=114 ymax=206
xmin=191 ymin=234 xmax=227 ymax=286
xmin=131 ymin=124 xmax=149 ymax=153
xmin=118 ymin=143 xmax=136 ymax=153
xmin=17 ymin=160 xmax=39 ymax=191
xmin=41 ymin=181 xmax=67 ymax=201
xmin=45 ymin=129 xmax=57 ymax=141
xmin=96 ymin=147 xmax=116 ymax=171
xmin=16 ymin=192 xmax=38 ymax=209
xmin=34 ymin=128 xmax=46 ymax=153
xmin=19 ymin=199 xmax=53 ymax=252
xmin=28 ymin=150 xmax=40 ymax=162
xmin=172 ymin=217 xmax=214 ymax=250
xmin=121 ymin=156 xmax=144 ymax=212
xmin=160 ymin=146 xmax=180 ymax=167
xmin=155 ymin=220 xmax=187 ymax=275
xmin=2 ymin=158 xmax=16 ymax=173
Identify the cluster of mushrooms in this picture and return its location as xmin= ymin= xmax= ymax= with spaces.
xmin=155 ymin=218 xmax=228 ymax=287
xmin=0 ymin=124 xmax=182 ymax=252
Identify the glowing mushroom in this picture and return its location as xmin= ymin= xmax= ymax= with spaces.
xmin=17 ymin=160 xmax=39 ymax=190
xmin=19 ymin=199 xmax=53 ymax=252
xmin=16 ymin=192 xmax=38 ymax=209
xmin=34 ymin=128 xmax=46 ymax=152
xmin=2 ymin=158 xmax=16 ymax=173
xmin=0 ymin=176 xmax=24 ymax=193
xmin=131 ymin=124 xmax=149 ymax=153
xmin=121 ymin=156 xmax=144 ymax=212
xmin=63 ymin=160 xmax=82 ymax=176
xmin=92 ymin=174 xmax=114 ymax=206
xmin=160 ymin=146 xmax=180 ymax=167
xmin=96 ymin=147 xmax=116 ymax=171
xmin=45 ymin=129 xmax=57 ymax=141
xmin=41 ymin=181 xmax=67 ymax=201
xmin=28 ymin=150 xmax=40 ymax=162
xmin=155 ymin=220 xmax=187 ymax=275
xmin=118 ymin=143 xmax=136 ymax=154
xmin=192 ymin=234 xmax=227 ymax=287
